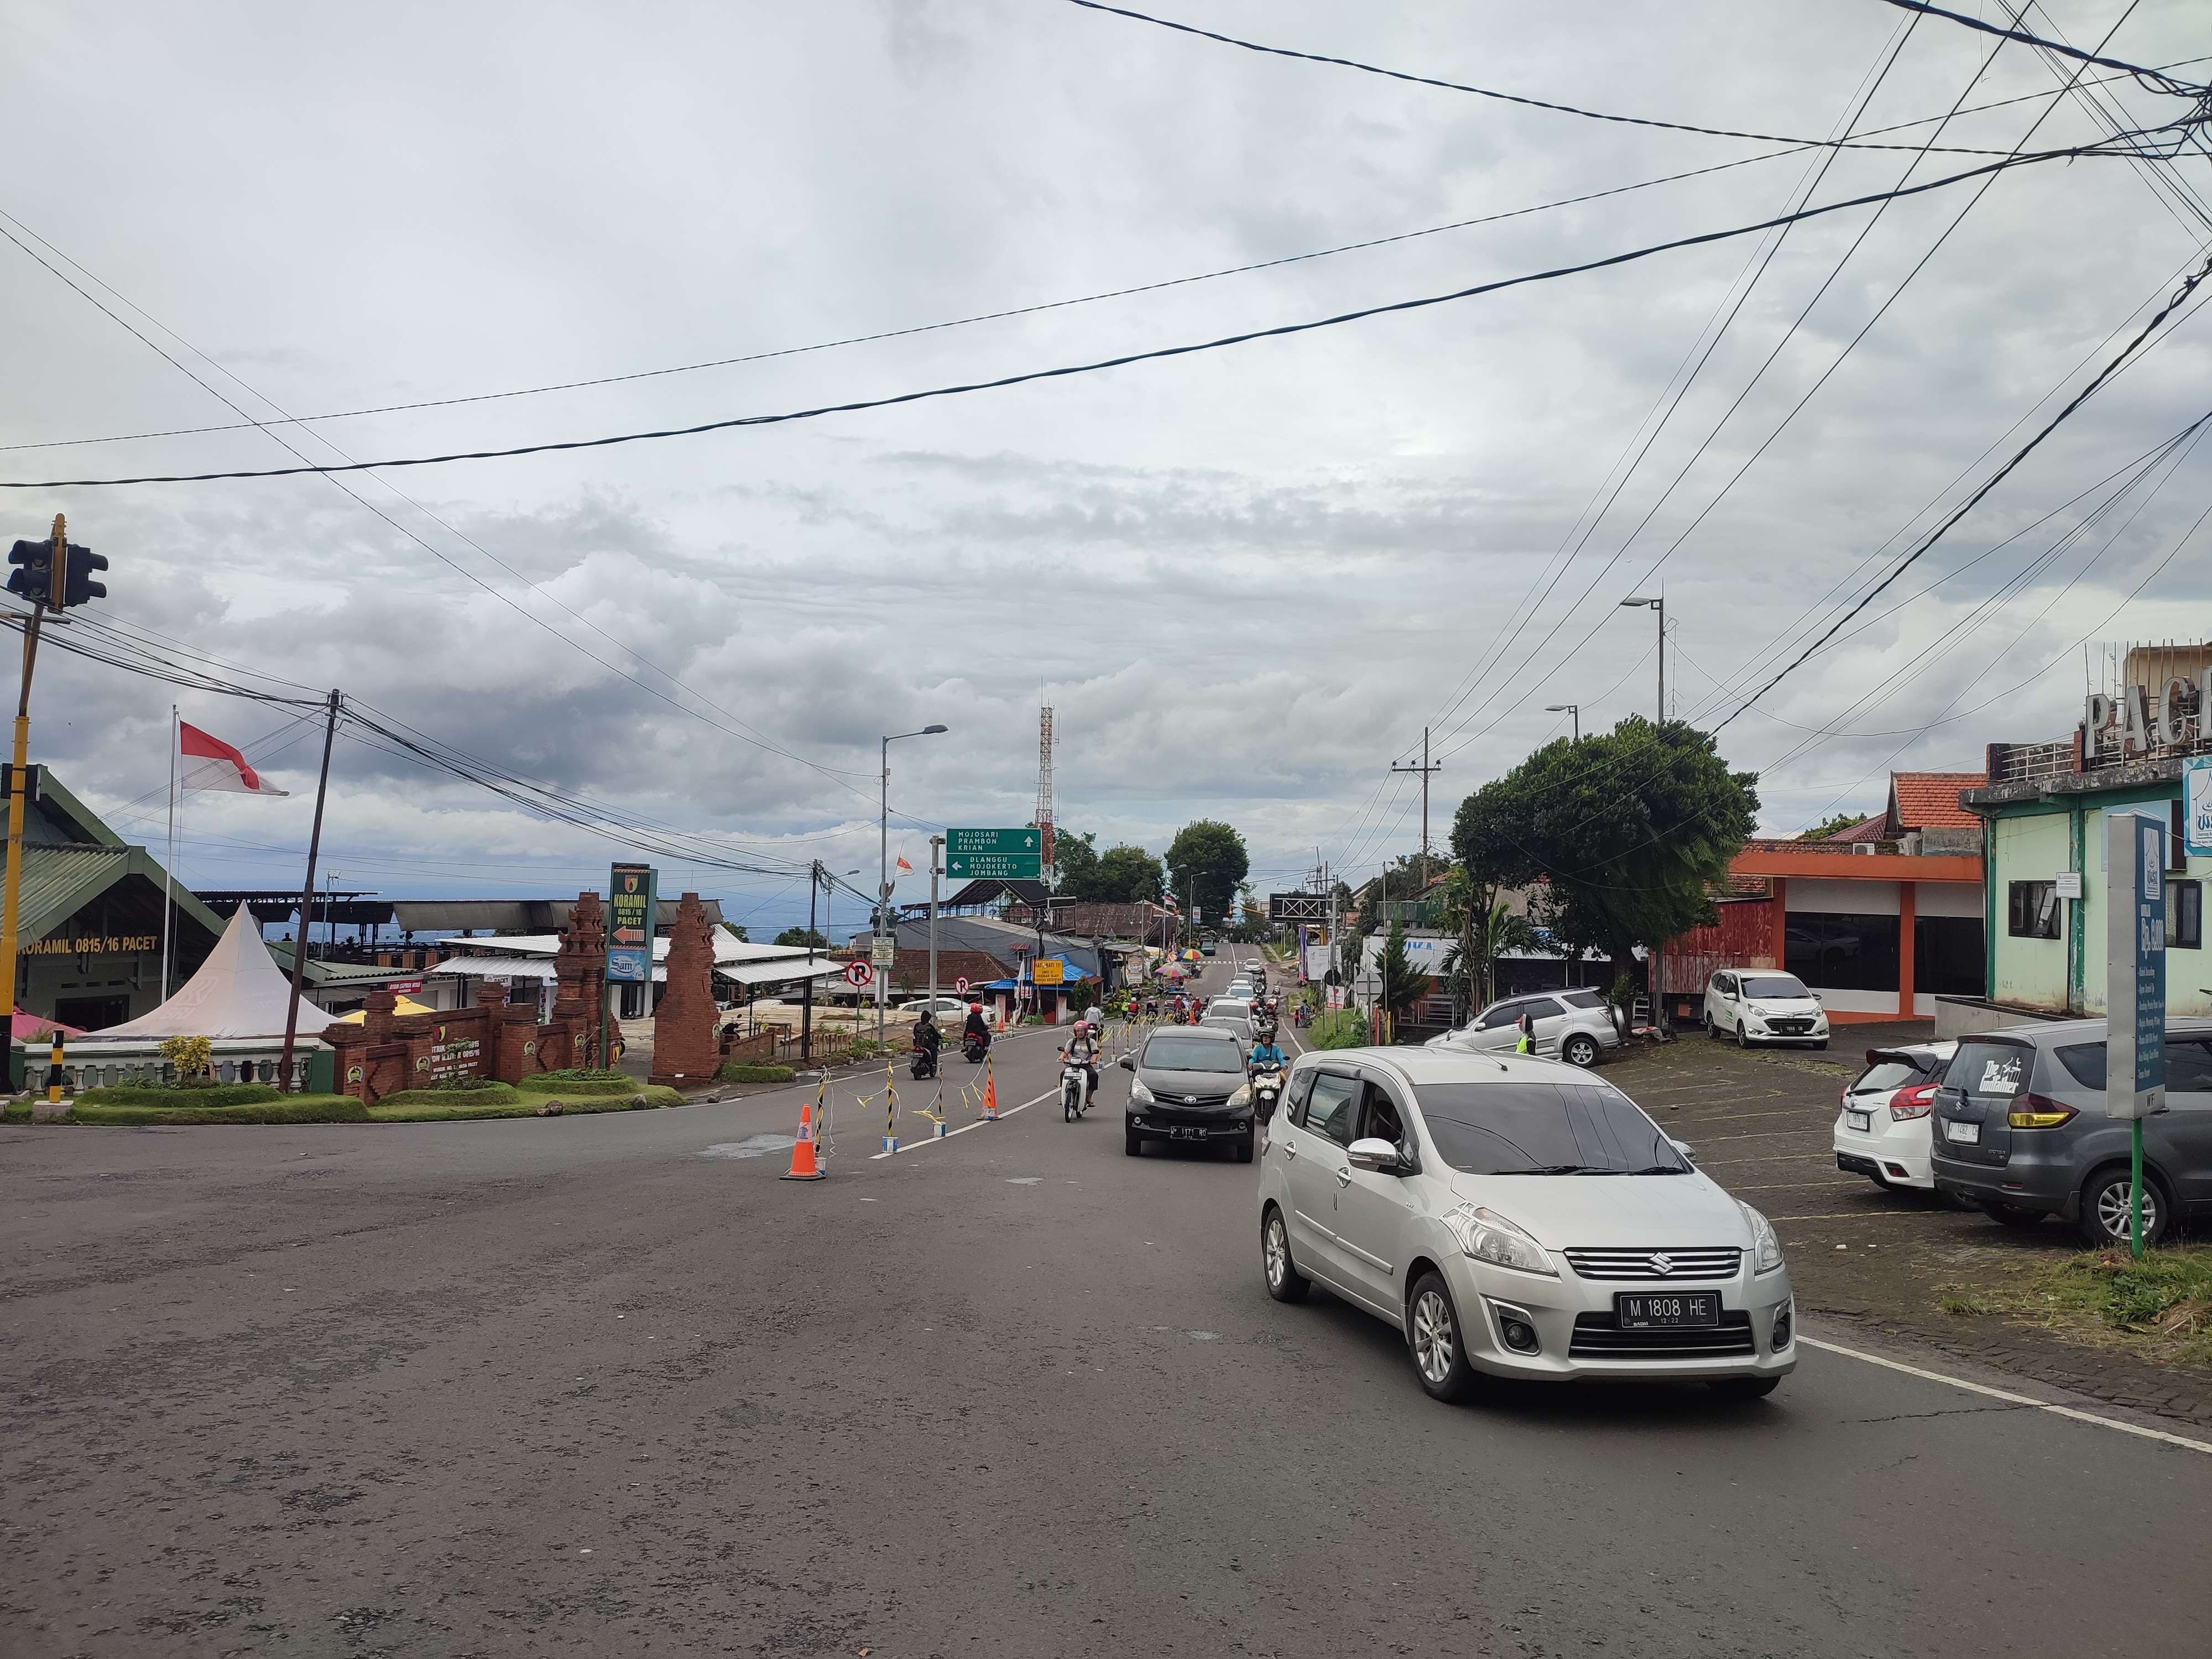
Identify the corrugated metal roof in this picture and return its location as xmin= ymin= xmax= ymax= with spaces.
xmin=13 ymin=845 xmax=133 ymax=939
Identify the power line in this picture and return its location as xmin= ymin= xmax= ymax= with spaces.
xmin=1055 ymin=0 xmax=2190 ymax=149
xmin=1872 ymin=0 xmax=2207 ymax=94
xmin=4 ymin=140 xmax=2176 ymax=492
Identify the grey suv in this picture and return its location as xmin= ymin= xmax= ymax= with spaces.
xmin=1929 ymin=1018 xmax=2212 ymax=1246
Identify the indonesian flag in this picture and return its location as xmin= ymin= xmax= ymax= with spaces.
xmin=180 ymin=722 xmax=289 ymax=795
xmin=896 ymin=855 xmax=913 ymax=874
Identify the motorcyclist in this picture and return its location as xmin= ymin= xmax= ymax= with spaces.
xmin=1247 ymin=1034 xmax=1287 ymax=1072
xmin=1060 ymin=1018 xmax=1100 ymax=1104
xmin=911 ymin=1007 xmax=942 ymax=1068
xmin=962 ymin=1002 xmax=991 ymax=1051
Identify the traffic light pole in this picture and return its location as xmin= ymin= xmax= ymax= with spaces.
xmin=0 ymin=594 xmax=46 ymax=1026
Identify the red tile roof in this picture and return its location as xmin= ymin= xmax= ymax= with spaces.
xmin=1825 ymin=814 xmax=1887 ymax=844
xmin=1888 ymin=771 xmax=1985 ymax=833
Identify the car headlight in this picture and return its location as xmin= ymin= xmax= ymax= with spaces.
xmin=1228 ymin=1084 xmax=1252 ymax=1108
xmin=1130 ymin=1079 xmax=1155 ymax=1105
xmin=1738 ymin=1201 xmax=1785 ymax=1274
xmin=1442 ymin=1203 xmax=1558 ymax=1277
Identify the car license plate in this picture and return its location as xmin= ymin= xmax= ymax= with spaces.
xmin=1616 ymin=1292 xmax=1719 ymax=1328
xmin=1170 ymin=1126 xmax=1201 ymax=1140
xmin=1943 ymin=1118 xmax=1981 ymax=1145
xmin=1845 ymin=1109 xmax=1872 ymax=1133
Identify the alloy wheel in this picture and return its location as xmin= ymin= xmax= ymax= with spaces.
xmin=1411 ymin=1288 xmax=1456 ymax=1385
xmin=1264 ymin=1214 xmax=1288 ymax=1289
xmin=2095 ymin=1178 xmax=2158 ymax=1243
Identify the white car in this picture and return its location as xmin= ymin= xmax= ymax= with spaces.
xmin=1832 ymin=1040 xmax=1955 ymax=1191
xmin=1427 ymin=988 xmax=1621 ymax=1068
xmin=1702 ymin=969 xmax=1830 ymax=1050
xmin=1258 ymin=1047 xmax=1794 ymax=1401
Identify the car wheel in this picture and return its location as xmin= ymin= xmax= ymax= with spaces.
xmin=1703 ymin=1015 xmax=1717 ymax=1040
xmin=1736 ymin=1021 xmax=1752 ymax=1050
xmin=1125 ymin=1128 xmax=1142 ymax=1156
xmin=1981 ymin=1200 xmax=2044 ymax=1229
xmin=1405 ymin=1271 xmax=1480 ymax=1404
xmin=1261 ymin=1206 xmax=1308 ymax=1303
xmin=1237 ymin=1126 xmax=1255 ymax=1164
xmin=2080 ymin=1166 xmax=2169 ymax=1248
xmin=1708 ymin=1376 xmax=1780 ymax=1401
xmin=1562 ymin=1033 xmax=1600 ymax=1068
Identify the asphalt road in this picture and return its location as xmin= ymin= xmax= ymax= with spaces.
xmin=5 ymin=959 xmax=2208 ymax=1656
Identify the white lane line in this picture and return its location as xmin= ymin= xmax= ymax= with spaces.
xmin=867 ymin=1087 xmax=1057 ymax=1158
xmin=1800 ymin=1335 xmax=2212 ymax=1456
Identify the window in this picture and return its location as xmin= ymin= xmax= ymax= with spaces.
xmin=1475 ymin=1000 xmax=1523 ymax=1030
xmin=1852 ymin=1059 xmax=1927 ymax=1093
xmin=1947 ymin=1040 xmax=2031 ymax=1100
xmin=1741 ymin=974 xmax=1812 ymax=1000
xmin=1524 ymin=997 xmax=1568 ymax=1020
xmin=1355 ymin=1079 xmax=1407 ymax=1149
xmin=1413 ymin=1082 xmax=1689 ymax=1176
xmin=1284 ymin=1068 xmax=1315 ymax=1116
xmin=1914 ymin=915 xmax=1987 ymax=997
xmin=2054 ymin=1042 xmax=2106 ymax=1091
xmin=2168 ymin=880 xmax=2201 ymax=951
xmin=1711 ymin=973 xmax=1736 ymax=997
xmin=1559 ymin=989 xmax=1608 ymax=1010
xmin=2168 ymin=1039 xmax=2212 ymax=1093
xmin=1301 ymin=1074 xmax=1360 ymax=1146
xmin=1785 ymin=917 xmax=1900 ymax=991
xmin=2007 ymin=881 xmax=2061 ymax=940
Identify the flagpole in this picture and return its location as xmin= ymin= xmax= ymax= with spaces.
xmin=278 ymin=690 xmax=340 ymax=1093
xmin=161 ymin=705 xmax=177 ymax=1003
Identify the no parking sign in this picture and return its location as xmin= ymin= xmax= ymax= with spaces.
xmin=843 ymin=960 xmax=873 ymax=989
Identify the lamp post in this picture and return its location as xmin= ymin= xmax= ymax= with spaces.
xmin=878 ymin=724 xmax=948 ymax=1047
xmin=1619 ymin=596 xmax=1663 ymax=722
xmin=1545 ymin=703 xmax=1580 ymax=741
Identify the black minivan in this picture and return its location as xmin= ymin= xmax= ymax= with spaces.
xmin=1929 ymin=1018 xmax=2212 ymax=1245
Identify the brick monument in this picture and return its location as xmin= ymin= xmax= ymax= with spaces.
xmin=552 ymin=890 xmax=609 ymax=1068
xmin=650 ymin=891 xmax=718 ymax=1087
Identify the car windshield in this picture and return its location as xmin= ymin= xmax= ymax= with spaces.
xmin=1415 ymin=1083 xmax=1691 ymax=1176
xmin=1141 ymin=1037 xmax=1245 ymax=1073
xmin=1741 ymin=975 xmax=1811 ymax=999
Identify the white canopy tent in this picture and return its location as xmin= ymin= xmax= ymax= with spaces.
xmin=89 ymin=906 xmax=336 ymax=1040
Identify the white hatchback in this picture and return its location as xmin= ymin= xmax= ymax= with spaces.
xmin=1832 ymin=1040 xmax=1955 ymax=1191
xmin=1257 ymin=1047 xmax=1794 ymax=1401
xmin=1702 ymin=969 xmax=1830 ymax=1050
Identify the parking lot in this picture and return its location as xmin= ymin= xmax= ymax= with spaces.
xmin=1606 ymin=1032 xmax=2212 ymax=1428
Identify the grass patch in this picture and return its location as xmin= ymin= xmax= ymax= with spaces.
xmin=1308 ymin=1009 xmax=1368 ymax=1050
xmin=515 ymin=1074 xmax=635 ymax=1097
xmin=368 ymin=1084 xmax=680 ymax=1121
xmin=531 ymin=1067 xmax=629 ymax=1083
xmin=719 ymin=1062 xmax=796 ymax=1084
xmin=2017 ymin=1246 xmax=2212 ymax=1361
xmin=74 ymin=1082 xmax=289 ymax=1108
xmin=4 ymin=1094 xmax=370 ymax=1125
xmin=373 ymin=1081 xmax=523 ymax=1111
xmin=1937 ymin=1286 xmax=2001 ymax=1317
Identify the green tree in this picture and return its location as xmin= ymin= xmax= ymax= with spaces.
xmin=721 ymin=922 xmax=750 ymax=942
xmin=1165 ymin=820 xmax=1249 ymax=925
xmin=1092 ymin=843 xmax=1165 ymax=904
xmin=1051 ymin=830 xmax=1100 ymax=896
xmin=1797 ymin=811 xmax=1867 ymax=841
xmin=1450 ymin=717 xmax=1757 ymax=970
xmin=1373 ymin=921 xmax=1433 ymax=1017
xmin=774 ymin=926 xmax=830 ymax=948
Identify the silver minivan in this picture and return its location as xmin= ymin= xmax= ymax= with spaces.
xmin=1428 ymin=988 xmax=1623 ymax=1068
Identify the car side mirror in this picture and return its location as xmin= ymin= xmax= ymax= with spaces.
xmin=1812 ymin=993 xmax=1823 ymax=1003
xmin=1668 ymin=1138 xmax=1697 ymax=1166
xmin=1347 ymin=1136 xmax=1406 ymax=1175
xmin=1118 ymin=1054 xmax=1134 ymax=1070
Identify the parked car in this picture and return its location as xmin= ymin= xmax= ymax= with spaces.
xmin=1702 ymin=970 xmax=1830 ymax=1049
xmin=1832 ymin=1040 xmax=1957 ymax=1191
xmin=1120 ymin=1024 xmax=1255 ymax=1160
xmin=896 ymin=994 xmax=974 ymax=1022
xmin=1929 ymin=1018 xmax=2212 ymax=1246
xmin=1258 ymin=1047 xmax=1794 ymax=1400
xmin=1426 ymin=988 xmax=1621 ymax=1068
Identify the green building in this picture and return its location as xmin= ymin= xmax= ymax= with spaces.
xmin=6 ymin=766 xmax=226 ymax=1030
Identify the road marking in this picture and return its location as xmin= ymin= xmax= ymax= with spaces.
xmin=1771 ymin=1211 xmax=1931 ymax=1222
xmin=1801 ymin=1335 xmax=2212 ymax=1457
xmin=867 ymin=1087 xmax=1056 ymax=1157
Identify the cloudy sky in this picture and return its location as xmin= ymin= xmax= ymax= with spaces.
xmin=4 ymin=0 xmax=2209 ymax=933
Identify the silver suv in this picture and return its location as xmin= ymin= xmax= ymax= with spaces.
xmin=1930 ymin=1018 xmax=2212 ymax=1247
xmin=1427 ymin=988 xmax=1623 ymax=1068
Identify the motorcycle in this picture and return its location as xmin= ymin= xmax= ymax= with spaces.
xmin=962 ymin=1032 xmax=990 ymax=1063
xmin=1061 ymin=1057 xmax=1094 ymax=1121
xmin=910 ymin=1042 xmax=940 ymax=1080
xmin=1249 ymin=1062 xmax=1286 ymax=1123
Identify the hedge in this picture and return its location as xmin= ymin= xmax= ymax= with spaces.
xmin=719 ymin=1062 xmax=796 ymax=1084
xmin=74 ymin=1082 xmax=290 ymax=1108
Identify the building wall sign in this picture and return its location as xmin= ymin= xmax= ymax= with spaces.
xmin=2185 ymin=757 xmax=2212 ymax=857
xmin=606 ymin=862 xmax=657 ymax=984
xmin=2084 ymin=679 xmax=2203 ymax=763
xmin=24 ymin=933 xmax=159 ymax=957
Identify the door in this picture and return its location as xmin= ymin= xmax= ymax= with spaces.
xmin=1709 ymin=973 xmax=1736 ymax=1030
xmin=2156 ymin=1037 xmax=2212 ymax=1208
xmin=1464 ymin=998 xmax=1527 ymax=1052
xmin=1283 ymin=1070 xmax=1360 ymax=1280
xmin=1524 ymin=996 xmax=1573 ymax=1056
xmin=1330 ymin=1070 xmax=1420 ymax=1317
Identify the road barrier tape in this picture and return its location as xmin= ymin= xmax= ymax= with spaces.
xmin=883 ymin=1062 xmax=899 ymax=1155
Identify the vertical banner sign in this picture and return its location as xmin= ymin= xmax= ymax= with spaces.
xmin=2185 ymin=756 xmax=2212 ymax=857
xmin=607 ymin=863 xmax=657 ymax=984
xmin=2105 ymin=814 xmax=2166 ymax=1119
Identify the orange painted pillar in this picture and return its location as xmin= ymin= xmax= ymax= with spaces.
xmin=1769 ymin=877 xmax=1788 ymax=971
xmin=1897 ymin=880 xmax=1917 ymax=1019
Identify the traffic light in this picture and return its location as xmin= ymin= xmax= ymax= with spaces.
xmin=6 ymin=539 xmax=54 ymax=603
xmin=61 ymin=542 xmax=106 ymax=608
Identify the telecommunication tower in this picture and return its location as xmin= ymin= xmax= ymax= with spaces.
xmin=1036 ymin=706 xmax=1057 ymax=883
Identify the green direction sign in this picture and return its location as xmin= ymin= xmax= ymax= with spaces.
xmin=946 ymin=826 xmax=1042 ymax=880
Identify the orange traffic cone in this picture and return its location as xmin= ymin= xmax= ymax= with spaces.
xmin=782 ymin=1083 xmax=827 ymax=1181
xmin=982 ymin=1055 xmax=999 ymax=1121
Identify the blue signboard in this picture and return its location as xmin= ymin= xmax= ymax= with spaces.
xmin=2105 ymin=812 xmax=2166 ymax=1118
xmin=2185 ymin=757 xmax=2212 ymax=858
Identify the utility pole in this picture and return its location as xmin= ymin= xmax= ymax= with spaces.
xmin=1621 ymin=593 xmax=1668 ymax=1029
xmin=802 ymin=861 xmax=821 ymax=1065
xmin=1390 ymin=727 xmax=1443 ymax=897
xmin=927 ymin=834 xmax=943 ymax=1010
xmin=278 ymin=690 xmax=341 ymax=1091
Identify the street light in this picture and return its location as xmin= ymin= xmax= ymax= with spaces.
xmin=1619 ymin=596 xmax=1664 ymax=722
xmin=1545 ymin=703 xmax=1580 ymax=742
xmin=879 ymin=724 xmax=949 ymax=1046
